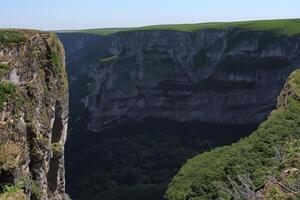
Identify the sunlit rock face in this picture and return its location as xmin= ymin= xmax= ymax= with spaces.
xmin=78 ymin=29 xmax=300 ymax=131
xmin=0 ymin=30 xmax=69 ymax=200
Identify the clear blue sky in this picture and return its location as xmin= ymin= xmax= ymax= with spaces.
xmin=1 ymin=0 xmax=300 ymax=30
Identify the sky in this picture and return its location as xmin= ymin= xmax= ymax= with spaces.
xmin=1 ymin=0 xmax=300 ymax=30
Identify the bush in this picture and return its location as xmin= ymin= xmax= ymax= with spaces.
xmin=0 ymin=82 xmax=16 ymax=111
xmin=0 ymin=177 xmax=29 ymax=200
xmin=31 ymin=182 xmax=43 ymax=200
xmin=0 ymin=30 xmax=26 ymax=44
xmin=0 ymin=141 xmax=22 ymax=171
xmin=50 ymin=50 xmax=62 ymax=73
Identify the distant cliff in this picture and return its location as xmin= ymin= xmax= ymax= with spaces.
xmin=60 ymin=28 xmax=300 ymax=132
xmin=0 ymin=30 xmax=69 ymax=200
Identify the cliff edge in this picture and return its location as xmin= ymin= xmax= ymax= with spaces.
xmin=0 ymin=30 xmax=69 ymax=200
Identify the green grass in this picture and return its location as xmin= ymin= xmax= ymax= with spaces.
xmin=70 ymin=28 xmax=132 ymax=36
xmin=60 ymin=19 xmax=300 ymax=37
xmin=0 ymin=30 xmax=26 ymax=44
xmin=0 ymin=64 xmax=10 ymax=76
xmin=99 ymin=55 xmax=119 ymax=63
xmin=0 ymin=82 xmax=16 ymax=111
xmin=31 ymin=182 xmax=43 ymax=200
xmin=0 ymin=177 xmax=29 ymax=200
xmin=0 ymin=189 xmax=26 ymax=200
xmin=165 ymin=69 xmax=300 ymax=200
xmin=0 ymin=64 xmax=9 ymax=70
xmin=50 ymin=50 xmax=62 ymax=73
xmin=0 ymin=141 xmax=22 ymax=171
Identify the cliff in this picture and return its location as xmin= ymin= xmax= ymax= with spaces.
xmin=0 ymin=30 xmax=69 ymax=200
xmin=82 ymin=28 xmax=300 ymax=131
xmin=56 ymin=20 xmax=300 ymax=200
xmin=165 ymin=69 xmax=300 ymax=199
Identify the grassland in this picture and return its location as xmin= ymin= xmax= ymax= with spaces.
xmin=60 ymin=19 xmax=300 ymax=37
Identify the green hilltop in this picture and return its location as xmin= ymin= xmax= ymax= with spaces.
xmin=59 ymin=18 xmax=300 ymax=37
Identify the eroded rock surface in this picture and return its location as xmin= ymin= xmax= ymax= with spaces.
xmin=60 ymin=29 xmax=300 ymax=131
xmin=0 ymin=30 xmax=69 ymax=200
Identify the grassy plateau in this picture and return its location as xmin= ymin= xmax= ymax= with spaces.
xmin=59 ymin=19 xmax=300 ymax=37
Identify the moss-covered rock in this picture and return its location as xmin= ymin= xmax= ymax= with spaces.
xmin=0 ymin=81 xmax=15 ymax=111
xmin=0 ymin=142 xmax=23 ymax=171
xmin=0 ymin=190 xmax=27 ymax=200
xmin=0 ymin=30 xmax=69 ymax=200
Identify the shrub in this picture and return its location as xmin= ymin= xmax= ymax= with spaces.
xmin=31 ymin=182 xmax=43 ymax=200
xmin=0 ymin=141 xmax=23 ymax=170
xmin=0 ymin=82 xmax=16 ymax=111
xmin=0 ymin=64 xmax=9 ymax=71
xmin=0 ymin=30 xmax=26 ymax=44
xmin=0 ymin=190 xmax=26 ymax=200
xmin=0 ymin=177 xmax=29 ymax=200
xmin=50 ymin=50 xmax=62 ymax=73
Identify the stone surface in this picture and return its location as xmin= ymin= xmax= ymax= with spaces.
xmin=60 ymin=29 xmax=300 ymax=132
xmin=0 ymin=30 xmax=69 ymax=200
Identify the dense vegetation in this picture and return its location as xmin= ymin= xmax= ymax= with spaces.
xmin=165 ymin=69 xmax=300 ymax=200
xmin=0 ymin=177 xmax=29 ymax=200
xmin=0 ymin=64 xmax=11 ymax=78
xmin=0 ymin=30 xmax=26 ymax=44
xmin=62 ymin=19 xmax=300 ymax=37
xmin=66 ymin=112 xmax=257 ymax=200
xmin=0 ymin=82 xmax=15 ymax=111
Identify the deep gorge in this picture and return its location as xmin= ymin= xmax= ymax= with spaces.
xmin=1 ymin=20 xmax=300 ymax=200
xmin=57 ymin=27 xmax=300 ymax=199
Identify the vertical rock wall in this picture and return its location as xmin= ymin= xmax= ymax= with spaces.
xmin=0 ymin=30 xmax=69 ymax=200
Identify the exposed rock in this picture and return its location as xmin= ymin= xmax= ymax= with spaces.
xmin=61 ymin=29 xmax=300 ymax=131
xmin=0 ymin=30 xmax=69 ymax=200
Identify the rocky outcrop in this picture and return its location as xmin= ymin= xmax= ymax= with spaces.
xmin=70 ymin=29 xmax=300 ymax=131
xmin=0 ymin=30 xmax=69 ymax=200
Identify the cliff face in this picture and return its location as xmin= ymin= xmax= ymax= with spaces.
xmin=57 ymin=24 xmax=300 ymax=200
xmin=81 ymin=29 xmax=300 ymax=131
xmin=0 ymin=30 xmax=69 ymax=200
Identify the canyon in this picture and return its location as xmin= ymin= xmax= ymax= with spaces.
xmin=57 ymin=21 xmax=300 ymax=200
xmin=62 ymin=29 xmax=300 ymax=132
xmin=1 ymin=19 xmax=300 ymax=200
